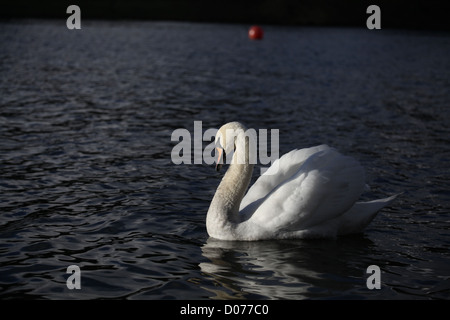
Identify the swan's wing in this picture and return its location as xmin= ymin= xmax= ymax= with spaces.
xmin=240 ymin=144 xmax=330 ymax=212
xmin=336 ymin=195 xmax=398 ymax=235
xmin=246 ymin=147 xmax=366 ymax=233
xmin=288 ymin=195 xmax=399 ymax=238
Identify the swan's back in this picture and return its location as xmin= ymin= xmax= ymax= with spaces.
xmin=239 ymin=145 xmax=367 ymax=238
xmin=240 ymin=145 xmax=330 ymax=211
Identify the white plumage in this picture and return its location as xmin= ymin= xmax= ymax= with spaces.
xmin=207 ymin=122 xmax=397 ymax=241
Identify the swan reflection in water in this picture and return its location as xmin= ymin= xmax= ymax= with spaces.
xmin=200 ymin=121 xmax=395 ymax=298
xmin=199 ymin=236 xmax=378 ymax=299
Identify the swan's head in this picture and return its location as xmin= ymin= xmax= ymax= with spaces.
xmin=214 ymin=122 xmax=247 ymax=171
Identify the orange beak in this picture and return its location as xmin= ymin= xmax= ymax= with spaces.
xmin=215 ymin=147 xmax=224 ymax=171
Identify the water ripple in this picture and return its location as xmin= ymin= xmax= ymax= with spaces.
xmin=1 ymin=20 xmax=449 ymax=299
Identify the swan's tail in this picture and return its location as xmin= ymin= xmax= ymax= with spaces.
xmin=337 ymin=194 xmax=400 ymax=235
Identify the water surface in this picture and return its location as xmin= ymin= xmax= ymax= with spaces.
xmin=0 ymin=20 xmax=449 ymax=299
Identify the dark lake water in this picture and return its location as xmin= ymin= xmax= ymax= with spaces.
xmin=0 ymin=20 xmax=449 ymax=300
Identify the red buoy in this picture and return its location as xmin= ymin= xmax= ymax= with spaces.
xmin=248 ymin=25 xmax=264 ymax=40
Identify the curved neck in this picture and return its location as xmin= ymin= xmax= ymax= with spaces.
xmin=207 ymin=134 xmax=254 ymax=239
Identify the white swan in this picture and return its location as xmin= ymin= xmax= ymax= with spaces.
xmin=207 ymin=122 xmax=397 ymax=241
